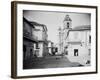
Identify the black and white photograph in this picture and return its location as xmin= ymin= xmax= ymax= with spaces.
xmin=11 ymin=1 xmax=97 ymax=78
xmin=23 ymin=11 xmax=91 ymax=69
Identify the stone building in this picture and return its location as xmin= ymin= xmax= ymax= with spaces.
xmin=30 ymin=21 xmax=48 ymax=57
xmin=23 ymin=17 xmax=38 ymax=61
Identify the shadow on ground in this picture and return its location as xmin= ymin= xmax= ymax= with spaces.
xmin=23 ymin=55 xmax=84 ymax=69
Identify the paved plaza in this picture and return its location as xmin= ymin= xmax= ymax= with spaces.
xmin=23 ymin=55 xmax=83 ymax=69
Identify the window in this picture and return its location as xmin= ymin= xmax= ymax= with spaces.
xmin=88 ymin=49 xmax=91 ymax=55
xmin=74 ymin=49 xmax=78 ymax=56
xmin=67 ymin=22 xmax=69 ymax=28
xmin=89 ymin=35 xmax=91 ymax=43
xmin=36 ymin=43 xmax=39 ymax=49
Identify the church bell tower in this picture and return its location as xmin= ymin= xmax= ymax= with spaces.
xmin=63 ymin=15 xmax=72 ymax=29
xmin=63 ymin=15 xmax=72 ymax=49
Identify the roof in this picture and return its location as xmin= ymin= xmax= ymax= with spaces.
xmin=64 ymin=15 xmax=72 ymax=21
xmin=65 ymin=25 xmax=91 ymax=39
xmin=30 ymin=21 xmax=44 ymax=26
xmin=67 ymin=41 xmax=81 ymax=44
xmin=23 ymin=17 xmax=47 ymax=31
xmin=48 ymin=40 xmax=53 ymax=42
xmin=69 ymin=25 xmax=91 ymax=31
xmin=30 ymin=21 xmax=48 ymax=31
xmin=23 ymin=17 xmax=35 ymax=28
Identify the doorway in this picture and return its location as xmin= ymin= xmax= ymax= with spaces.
xmin=74 ymin=49 xmax=78 ymax=56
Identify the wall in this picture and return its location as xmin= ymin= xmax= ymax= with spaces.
xmin=67 ymin=44 xmax=90 ymax=65
xmin=0 ymin=0 xmax=99 ymax=80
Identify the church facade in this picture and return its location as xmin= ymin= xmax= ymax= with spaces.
xmin=61 ymin=15 xmax=91 ymax=66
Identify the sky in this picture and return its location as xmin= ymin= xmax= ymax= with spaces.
xmin=23 ymin=10 xmax=91 ymax=44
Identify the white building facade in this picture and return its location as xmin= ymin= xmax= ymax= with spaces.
xmin=59 ymin=15 xmax=91 ymax=66
xmin=48 ymin=40 xmax=54 ymax=55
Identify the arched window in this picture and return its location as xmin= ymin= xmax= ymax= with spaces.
xmin=67 ymin=22 xmax=69 ymax=28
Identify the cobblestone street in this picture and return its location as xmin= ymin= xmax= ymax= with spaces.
xmin=23 ymin=55 xmax=83 ymax=69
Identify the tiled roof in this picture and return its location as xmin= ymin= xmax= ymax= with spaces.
xmin=72 ymin=25 xmax=91 ymax=30
xmin=30 ymin=21 xmax=48 ymax=31
xmin=30 ymin=21 xmax=44 ymax=26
